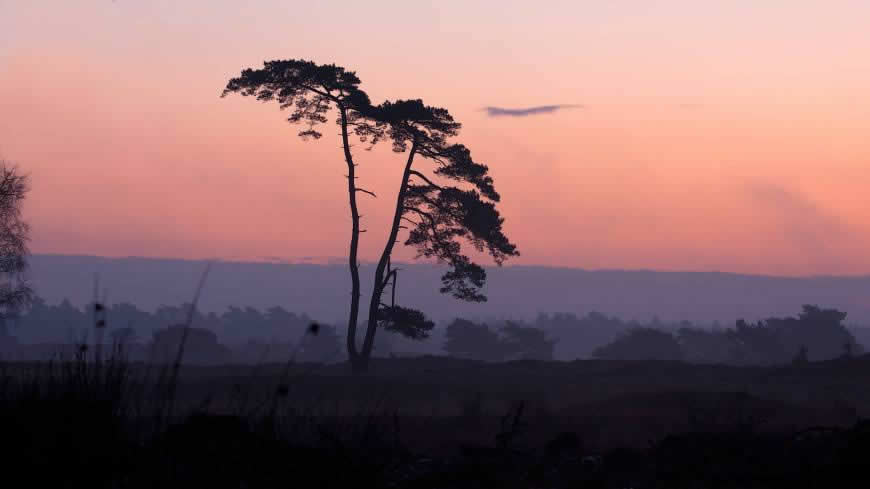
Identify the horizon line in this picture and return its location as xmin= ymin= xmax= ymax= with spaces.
xmin=30 ymin=253 xmax=870 ymax=281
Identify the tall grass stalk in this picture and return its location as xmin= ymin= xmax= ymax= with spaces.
xmin=161 ymin=262 xmax=212 ymax=427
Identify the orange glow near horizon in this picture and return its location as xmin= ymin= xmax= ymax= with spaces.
xmin=2 ymin=1 xmax=869 ymax=276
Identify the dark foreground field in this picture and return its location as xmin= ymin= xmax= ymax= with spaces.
xmin=3 ymin=354 xmax=870 ymax=488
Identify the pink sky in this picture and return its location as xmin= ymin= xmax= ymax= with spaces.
xmin=2 ymin=1 xmax=869 ymax=276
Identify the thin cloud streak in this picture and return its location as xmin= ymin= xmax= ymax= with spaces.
xmin=484 ymin=104 xmax=582 ymax=117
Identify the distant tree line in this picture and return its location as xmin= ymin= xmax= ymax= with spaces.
xmin=0 ymin=298 xmax=342 ymax=364
xmin=1 ymin=297 xmax=863 ymax=367
xmin=437 ymin=305 xmax=863 ymax=365
xmin=443 ymin=319 xmax=557 ymax=361
xmin=591 ymin=305 xmax=862 ymax=365
xmin=7 ymin=297 xmax=318 ymax=344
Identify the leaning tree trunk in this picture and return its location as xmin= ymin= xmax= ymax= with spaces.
xmin=339 ymin=105 xmax=364 ymax=370
xmin=357 ymin=142 xmax=418 ymax=371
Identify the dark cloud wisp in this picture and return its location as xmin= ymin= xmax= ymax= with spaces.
xmin=484 ymin=104 xmax=582 ymax=117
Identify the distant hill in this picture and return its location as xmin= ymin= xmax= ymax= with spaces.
xmin=27 ymin=254 xmax=870 ymax=326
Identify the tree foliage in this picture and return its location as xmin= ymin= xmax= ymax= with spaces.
xmin=222 ymin=59 xmax=374 ymax=140
xmin=377 ymin=305 xmax=435 ymax=340
xmin=0 ymin=162 xmax=32 ymax=317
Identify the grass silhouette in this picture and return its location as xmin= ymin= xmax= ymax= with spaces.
xmin=5 ymin=349 xmax=870 ymax=487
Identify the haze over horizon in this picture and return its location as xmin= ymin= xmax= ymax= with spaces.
xmin=24 ymin=255 xmax=870 ymax=328
xmin=33 ymin=252 xmax=870 ymax=280
xmin=3 ymin=1 xmax=869 ymax=276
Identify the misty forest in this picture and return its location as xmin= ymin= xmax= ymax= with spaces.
xmin=4 ymin=5 xmax=870 ymax=487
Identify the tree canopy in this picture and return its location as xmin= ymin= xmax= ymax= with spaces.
xmin=222 ymin=59 xmax=375 ymax=140
xmin=373 ymin=99 xmax=517 ymax=303
xmin=0 ymin=161 xmax=32 ymax=318
xmin=224 ymin=62 xmax=519 ymax=371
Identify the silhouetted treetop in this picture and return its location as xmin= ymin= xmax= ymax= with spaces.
xmin=371 ymin=101 xmax=497 ymax=200
xmin=377 ymin=305 xmax=435 ymax=340
xmin=221 ymin=59 xmax=375 ymax=140
xmin=798 ymin=304 xmax=847 ymax=324
xmin=369 ymin=99 xmax=461 ymax=152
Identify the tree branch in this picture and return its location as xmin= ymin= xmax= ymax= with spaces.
xmin=403 ymin=206 xmax=436 ymax=225
xmin=409 ymin=170 xmax=443 ymax=189
xmin=356 ymin=188 xmax=377 ymax=198
xmin=299 ymin=83 xmax=336 ymax=100
xmin=380 ymin=268 xmax=398 ymax=291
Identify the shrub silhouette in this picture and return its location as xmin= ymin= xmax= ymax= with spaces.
xmin=499 ymin=321 xmax=557 ymax=361
xmin=614 ymin=305 xmax=862 ymax=365
xmin=444 ymin=319 xmax=556 ymax=361
xmin=444 ymin=318 xmax=505 ymax=361
xmin=726 ymin=305 xmax=860 ymax=365
xmin=792 ymin=345 xmax=809 ymax=366
xmin=149 ymin=324 xmax=231 ymax=365
xmin=592 ymin=327 xmax=683 ymax=361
